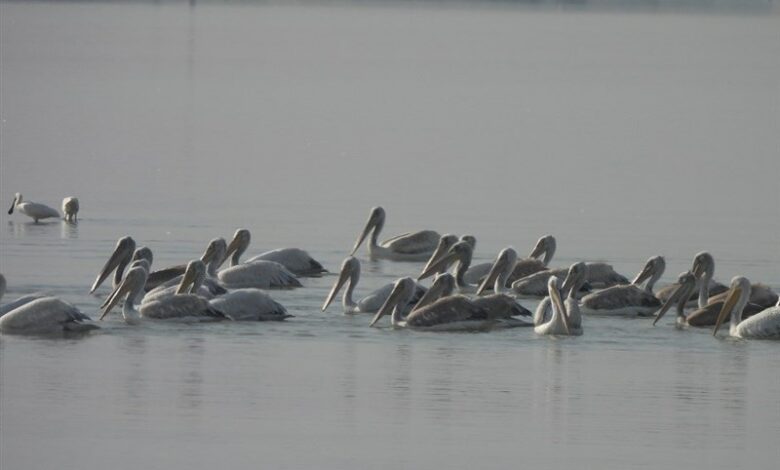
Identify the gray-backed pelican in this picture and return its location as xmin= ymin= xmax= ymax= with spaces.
xmin=655 ymin=252 xmax=727 ymax=308
xmin=461 ymin=235 xmax=556 ymax=286
xmin=100 ymin=263 xmax=228 ymax=323
xmin=62 ymin=197 xmax=79 ymax=222
xmin=512 ymin=261 xmax=626 ymax=297
xmin=713 ymin=277 xmax=780 ymax=339
xmin=420 ymin=234 xmax=459 ymax=276
xmin=142 ymin=259 xmax=215 ymax=304
xmin=321 ymin=256 xmax=426 ymax=314
xmin=90 ymin=237 xmax=156 ymax=293
xmin=350 ymin=206 xmax=440 ymax=261
xmin=7 ymin=193 xmax=60 ymax=223
xmin=475 ymin=247 xmax=518 ymax=295
xmin=579 ymin=256 xmax=665 ymax=316
xmin=418 ymin=241 xmax=481 ymax=293
xmin=225 ymin=228 xmax=326 ymax=277
xmin=209 ymin=289 xmax=290 ymax=321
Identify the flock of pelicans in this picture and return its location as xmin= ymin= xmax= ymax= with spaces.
xmin=1 ymin=200 xmax=779 ymax=340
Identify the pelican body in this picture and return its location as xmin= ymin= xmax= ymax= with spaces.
xmin=226 ymin=228 xmax=326 ymax=276
xmin=7 ymin=193 xmax=59 ymax=223
xmin=350 ymin=206 xmax=440 ymax=261
xmin=713 ymin=277 xmax=780 ymax=339
xmin=62 ymin=197 xmax=79 ymax=222
xmin=579 ymin=256 xmax=665 ymax=316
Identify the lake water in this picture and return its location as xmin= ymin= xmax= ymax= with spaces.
xmin=1 ymin=1 xmax=778 ymax=469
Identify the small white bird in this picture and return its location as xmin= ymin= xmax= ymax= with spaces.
xmin=7 ymin=193 xmax=60 ymax=223
xmin=62 ymin=197 xmax=79 ymax=222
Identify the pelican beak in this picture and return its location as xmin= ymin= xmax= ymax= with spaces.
xmin=350 ymin=217 xmax=376 ymax=256
xmin=549 ymin=280 xmax=570 ymax=335
xmin=322 ymin=264 xmax=351 ymax=311
xmin=176 ymin=265 xmax=198 ymax=295
xmin=7 ymin=196 xmax=16 ymax=215
xmin=652 ymin=277 xmax=694 ymax=326
xmin=90 ymin=239 xmax=133 ymax=293
xmin=631 ymin=261 xmax=654 ymax=286
xmin=418 ymin=251 xmax=458 ymax=281
xmin=369 ymin=280 xmax=406 ymax=327
xmin=713 ymin=285 xmax=742 ymax=336
xmin=528 ymin=239 xmax=546 ymax=259
xmin=420 ymin=238 xmax=454 ymax=278
xmin=99 ymin=275 xmax=134 ymax=320
xmin=224 ymin=235 xmax=242 ymax=261
xmin=476 ymin=254 xmax=509 ymax=296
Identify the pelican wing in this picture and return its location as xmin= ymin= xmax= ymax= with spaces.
xmin=209 ymin=288 xmax=290 ymax=321
xmin=140 ymin=296 xmax=226 ymax=321
xmin=736 ymin=306 xmax=780 ymax=339
xmin=507 ymin=258 xmax=547 ymax=284
xmin=405 ymin=296 xmax=486 ymax=327
xmin=218 ymin=261 xmax=301 ymax=289
xmin=583 ymin=263 xmax=629 ymax=287
xmin=512 ymin=268 xmax=566 ymax=297
xmin=0 ymin=297 xmax=96 ymax=334
xmin=247 ymin=248 xmax=326 ymax=276
xmin=686 ymin=301 xmax=766 ymax=326
xmin=472 ymin=294 xmax=531 ymax=319
xmin=144 ymin=265 xmax=187 ymax=292
xmin=580 ymin=285 xmax=660 ymax=311
xmin=706 ymin=283 xmax=778 ymax=308
xmin=358 ymin=282 xmax=426 ymax=313
xmin=380 ymin=230 xmax=440 ymax=255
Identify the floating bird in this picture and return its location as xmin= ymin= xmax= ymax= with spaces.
xmin=684 ymin=283 xmax=777 ymax=326
xmin=534 ymin=262 xmax=588 ymax=328
xmin=62 ymin=197 xmax=79 ymax=222
xmin=464 ymin=235 xmax=557 ymax=286
xmin=209 ymin=289 xmax=290 ymax=321
xmin=0 ymin=274 xmax=97 ymax=335
xmin=7 ymin=193 xmax=59 ymax=223
xmin=216 ymin=236 xmax=301 ymax=289
xmin=322 ymin=256 xmax=426 ymax=314
xmin=655 ymin=252 xmax=727 ymax=308
xmin=142 ymin=259 xmax=215 ymax=304
xmin=652 ymin=271 xmax=699 ymax=327
xmin=100 ymin=263 xmax=228 ymax=324
xmin=579 ymin=256 xmax=665 ymax=316
xmin=534 ymin=276 xmax=576 ymax=336
xmin=713 ymin=277 xmax=780 ymax=339
xmin=475 ymin=247 xmax=518 ymax=295
xmin=225 ymin=228 xmax=326 ymax=276
xmin=420 ymin=234 xmax=459 ymax=276
xmin=512 ymin=260 xmax=625 ymax=297
xmin=350 ymin=206 xmax=440 ymax=261
xmin=418 ymin=241 xmax=484 ymax=293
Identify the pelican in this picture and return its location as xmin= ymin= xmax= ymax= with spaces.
xmin=62 ymin=197 xmax=79 ymax=222
xmin=534 ymin=276 xmax=575 ymax=336
xmin=475 ymin=247 xmax=518 ymax=295
xmin=656 ymin=252 xmax=727 ymax=308
xmin=225 ymin=228 xmax=326 ymax=277
xmin=7 ymin=193 xmax=59 ymax=223
xmin=100 ymin=263 xmax=228 ymax=323
xmin=369 ymin=277 xmax=511 ymax=331
xmin=418 ymin=241 xmax=481 ymax=293
xmin=137 ymin=239 xmax=227 ymax=294
xmin=90 ymin=237 xmax=153 ymax=293
xmin=209 ymin=289 xmax=291 ymax=321
xmin=142 ymin=259 xmax=215 ymax=304
xmin=350 ymin=206 xmax=440 ymax=261
xmin=512 ymin=261 xmax=625 ymax=297
xmin=652 ymin=271 xmax=699 ymax=327
xmin=713 ymin=277 xmax=780 ymax=339
xmin=420 ymin=234 xmax=459 ymax=276
xmin=464 ymin=235 xmax=557 ymax=286
xmin=579 ymin=256 xmax=665 ymax=316
xmin=216 ymin=235 xmax=301 ymax=289
xmin=321 ymin=256 xmax=426 ymax=314
xmin=686 ymin=283 xmax=778 ymax=326
xmin=0 ymin=274 xmax=97 ymax=335
xmin=533 ymin=262 xmax=587 ymax=327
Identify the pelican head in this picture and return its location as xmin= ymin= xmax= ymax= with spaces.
xmin=414 ymin=272 xmax=456 ymax=310
xmin=476 ymin=247 xmax=518 ymax=295
xmin=418 ymin=241 xmax=472 ymax=281
xmin=100 ymin=264 xmax=149 ymax=320
xmin=713 ymin=276 xmax=752 ymax=337
xmin=225 ymin=229 xmax=251 ymax=267
xmin=7 ymin=192 xmax=22 ymax=214
xmin=632 ymin=256 xmax=665 ymax=286
xmin=90 ymin=236 xmax=137 ymax=293
xmin=420 ymin=234 xmax=459 ymax=277
xmin=560 ymin=262 xmax=588 ymax=298
xmin=547 ymin=275 xmax=571 ymax=335
xmin=691 ymin=252 xmax=714 ymax=279
xmin=350 ymin=206 xmax=386 ymax=256
xmin=132 ymin=247 xmax=154 ymax=266
xmin=652 ymin=271 xmax=697 ymax=326
xmin=322 ymin=257 xmax=360 ymax=311
xmin=369 ymin=277 xmax=416 ymax=327
xmin=176 ymin=260 xmax=207 ymax=295
xmin=529 ymin=235 xmax=556 ymax=266
xmin=201 ymin=238 xmax=227 ymax=274
xmin=460 ymin=234 xmax=477 ymax=250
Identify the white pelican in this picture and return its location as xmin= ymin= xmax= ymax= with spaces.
xmin=225 ymin=228 xmax=326 ymax=276
xmin=533 ymin=262 xmax=587 ymax=328
xmin=350 ymin=206 xmax=440 ymax=261
xmin=100 ymin=263 xmax=228 ymax=323
xmin=321 ymin=256 xmax=426 ymax=314
xmin=418 ymin=241 xmax=480 ymax=293
xmin=534 ymin=276 xmax=575 ymax=336
xmin=368 ymin=277 xmax=494 ymax=331
xmin=713 ymin=277 xmax=780 ymax=339
xmin=685 ymin=282 xmax=778 ymax=326
xmin=0 ymin=274 xmax=98 ymax=335
xmin=90 ymin=237 xmax=155 ymax=293
xmin=475 ymin=247 xmax=518 ymax=295
xmin=7 ymin=193 xmax=60 ymax=223
xmin=420 ymin=234 xmax=459 ymax=276
xmin=579 ymin=256 xmax=665 ymax=316
xmin=656 ymin=252 xmax=727 ymax=308
xmin=512 ymin=261 xmax=626 ymax=297
xmin=216 ymin=235 xmax=300 ymax=289
xmin=62 ymin=197 xmax=79 ymax=222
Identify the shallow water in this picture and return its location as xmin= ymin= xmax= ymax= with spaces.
xmin=1 ymin=2 xmax=779 ymax=469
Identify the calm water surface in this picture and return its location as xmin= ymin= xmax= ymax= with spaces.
xmin=1 ymin=2 xmax=778 ymax=469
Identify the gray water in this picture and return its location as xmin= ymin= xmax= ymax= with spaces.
xmin=1 ymin=2 xmax=779 ymax=469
